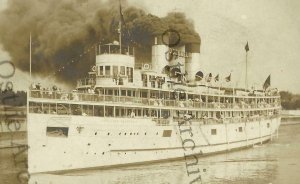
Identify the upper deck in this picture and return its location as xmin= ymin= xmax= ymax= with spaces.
xmin=28 ymin=86 xmax=281 ymax=112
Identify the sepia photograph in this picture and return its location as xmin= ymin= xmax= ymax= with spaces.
xmin=0 ymin=0 xmax=300 ymax=183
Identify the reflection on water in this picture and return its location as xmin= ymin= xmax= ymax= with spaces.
xmin=2 ymin=119 xmax=300 ymax=184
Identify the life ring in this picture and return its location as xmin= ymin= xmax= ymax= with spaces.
xmin=91 ymin=66 xmax=96 ymax=72
xmin=144 ymin=64 xmax=150 ymax=70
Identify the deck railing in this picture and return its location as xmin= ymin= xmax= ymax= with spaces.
xmin=29 ymin=90 xmax=281 ymax=110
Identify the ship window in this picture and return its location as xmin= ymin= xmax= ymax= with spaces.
xmin=151 ymin=81 xmax=155 ymax=88
xmin=239 ymin=127 xmax=243 ymax=132
xmin=113 ymin=66 xmax=118 ymax=76
xmin=141 ymin=91 xmax=147 ymax=98
xmin=100 ymin=66 xmax=103 ymax=75
xmin=127 ymin=67 xmax=133 ymax=83
xmin=121 ymin=90 xmax=126 ymax=96
xmin=42 ymin=103 xmax=50 ymax=114
xmin=211 ymin=129 xmax=217 ymax=135
xmin=115 ymin=107 xmax=121 ymax=117
xmin=127 ymin=90 xmax=132 ymax=96
xmin=136 ymin=109 xmax=141 ymax=116
xmin=94 ymin=106 xmax=104 ymax=117
xmin=105 ymin=106 xmax=114 ymax=117
xmin=161 ymin=110 xmax=170 ymax=119
xmin=71 ymin=104 xmax=82 ymax=115
xmin=120 ymin=66 xmax=125 ymax=75
xmin=46 ymin=127 xmax=69 ymax=138
xmin=50 ymin=103 xmax=57 ymax=114
xmin=57 ymin=103 xmax=69 ymax=115
xmin=29 ymin=102 xmax=42 ymax=113
xmin=143 ymin=109 xmax=149 ymax=117
xmin=106 ymin=89 xmax=113 ymax=95
xmin=97 ymin=66 xmax=100 ymax=76
xmin=163 ymin=130 xmax=172 ymax=137
xmin=105 ymin=66 xmax=111 ymax=76
xmin=126 ymin=67 xmax=130 ymax=75
xmin=82 ymin=105 xmax=93 ymax=116
xmin=267 ymin=123 xmax=270 ymax=128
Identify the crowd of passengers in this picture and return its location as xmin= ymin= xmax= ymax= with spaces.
xmin=30 ymin=83 xmax=279 ymax=109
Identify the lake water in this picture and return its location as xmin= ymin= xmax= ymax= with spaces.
xmin=1 ymin=118 xmax=300 ymax=184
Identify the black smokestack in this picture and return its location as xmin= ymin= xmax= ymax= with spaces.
xmin=0 ymin=0 xmax=201 ymax=85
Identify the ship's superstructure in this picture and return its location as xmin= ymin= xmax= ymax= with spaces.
xmin=27 ymin=33 xmax=281 ymax=173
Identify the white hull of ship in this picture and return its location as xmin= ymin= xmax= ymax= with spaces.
xmin=27 ymin=113 xmax=280 ymax=174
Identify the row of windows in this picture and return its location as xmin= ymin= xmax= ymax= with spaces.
xmin=141 ymin=74 xmax=166 ymax=88
xmin=93 ymin=87 xmax=280 ymax=104
xmin=97 ymin=66 xmax=133 ymax=78
xmin=30 ymin=102 xmax=279 ymax=120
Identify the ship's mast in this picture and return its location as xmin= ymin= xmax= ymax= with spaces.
xmin=29 ymin=32 xmax=32 ymax=81
xmin=245 ymin=42 xmax=249 ymax=90
xmin=245 ymin=51 xmax=248 ymax=89
xmin=119 ymin=1 xmax=122 ymax=54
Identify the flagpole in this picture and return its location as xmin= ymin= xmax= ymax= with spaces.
xmin=30 ymin=32 xmax=32 ymax=82
xmin=119 ymin=20 xmax=122 ymax=54
xmin=245 ymin=50 xmax=248 ymax=90
xmin=119 ymin=1 xmax=122 ymax=54
xmin=245 ymin=42 xmax=249 ymax=90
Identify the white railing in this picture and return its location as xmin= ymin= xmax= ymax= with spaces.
xmin=29 ymin=90 xmax=281 ymax=110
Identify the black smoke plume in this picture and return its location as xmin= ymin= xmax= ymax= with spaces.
xmin=0 ymin=0 xmax=200 ymax=85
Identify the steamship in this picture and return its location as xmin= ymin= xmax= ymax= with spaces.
xmin=27 ymin=35 xmax=281 ymax=173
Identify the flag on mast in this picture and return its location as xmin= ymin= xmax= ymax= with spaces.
xmin=214 ymin=74 xmax=219 ymax=82
xmin=263 ymin=75 xmax=271 ymax=90
xmin=245 ymin=42 xmax=249 ymax=52
xmin=206 ymin=73 xmax=212 ymax=82
xmin=225 ymin=73 xmax=231 ymax=82
xmin=119 ymin=1 xmax=131 ymax=43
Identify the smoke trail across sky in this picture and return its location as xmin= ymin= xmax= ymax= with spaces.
xmin=0 ymin=0 xmax=200 ymax=84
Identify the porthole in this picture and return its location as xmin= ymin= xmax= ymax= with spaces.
xmin=130 ymin=133 xmax=132 ymax=135
xmin=95 ymin=132 xmax=97 ymax=135
xmin=145 ymin=132 xmax=147 ymax=135
xmin=119 ymin=132 xmax=121 ymax=135
xmin=102 ymin=152 xmax=105 ymax=155
xmin=125 ymin=133 xmax=127 ymax=135
xmin=107 ymin=132 xmax=110 ymax=135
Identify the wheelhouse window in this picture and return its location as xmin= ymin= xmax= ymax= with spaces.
xmin=127 ymin=67 xmax=133 ymax=82
xmin=142 ymin=74 xmax=147 ymax=87
xmin=105 ymin=66 xmax=111 ymax=76
xmin=113 ymin=66 xmax=118 ymax=76
xmin=100 ymin=66 xmax=103 ymax=75
xmin=120 ymin=66 xmax=125 ymax=75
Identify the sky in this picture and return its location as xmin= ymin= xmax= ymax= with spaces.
xmin=1 ymin=0 xmax=300 ymax=93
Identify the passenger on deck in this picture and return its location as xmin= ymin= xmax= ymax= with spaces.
xmin=130 ymin=111 xmax=135 ymax=118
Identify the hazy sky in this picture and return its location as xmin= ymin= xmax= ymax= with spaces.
xmin=1 ymin=0 xmax=300 ymax=93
